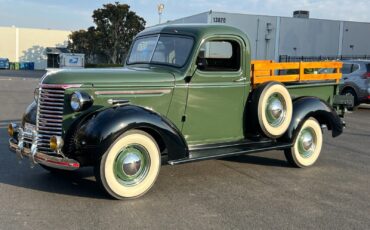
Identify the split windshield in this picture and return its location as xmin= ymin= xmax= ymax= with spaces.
xmin=127 ymin=35 xmax=194 ymax=67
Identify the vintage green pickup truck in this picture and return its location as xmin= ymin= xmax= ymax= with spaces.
xmin=8 ymin=24 xmax=351 ymax=199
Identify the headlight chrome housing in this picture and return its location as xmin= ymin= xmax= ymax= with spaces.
xmin=34 ymin=88 xmax=39 ymax=102
xmin=70 ymin=91 xmax=93 ymax=112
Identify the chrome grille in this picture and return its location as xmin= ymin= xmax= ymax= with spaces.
xmin=36 ymin=87 xmax=65 ymax=154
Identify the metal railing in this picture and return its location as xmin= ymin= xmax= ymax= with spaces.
xmin=279 ymin=55 xmax=370 ymax=62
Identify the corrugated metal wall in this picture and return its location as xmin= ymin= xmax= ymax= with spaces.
xmin=342 ymin=21 xmax=370 ymax=56
xmin=209 ymin=12 xmax=277 ymax=61
xmin=278 ymin=18 xmax=340 ymax=57
xmin=171 ymin=11 xmax=370 ymax=61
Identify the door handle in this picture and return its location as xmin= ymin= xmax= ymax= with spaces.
xmin=233 ymin=77 xmax=246 ymax=82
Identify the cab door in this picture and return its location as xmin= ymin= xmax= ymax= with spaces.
xmin=181 ymin=37 xmax=248 ymax=145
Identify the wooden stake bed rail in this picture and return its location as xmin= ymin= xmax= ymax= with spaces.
xmin=251 ymin=60 xmax=342 ymax=86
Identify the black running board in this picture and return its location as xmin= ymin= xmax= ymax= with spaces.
xmin=168 ymin=142 xmax=292 ymax=165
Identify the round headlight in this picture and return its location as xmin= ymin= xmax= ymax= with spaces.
xmin=34 ymin=88 xmax=39 ymax=102
xmin=70 ymin=92 xmax=83 ymax=111
xmin=70 ymin=91 xmax=93 ymax=112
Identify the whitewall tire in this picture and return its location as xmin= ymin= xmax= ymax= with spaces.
xmin=257 ymin=82 xmax=293 ymax=138
xmin=95 ymin=130 xmax=161 ymax=199
xmin=284 ymin=118 xmax=323 ymax=168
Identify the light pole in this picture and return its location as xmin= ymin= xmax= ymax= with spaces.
xmin=158 ymin=3 xmax=164 ymax=24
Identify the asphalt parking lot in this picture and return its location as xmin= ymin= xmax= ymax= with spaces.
xmin=0 ymin=72 xmax=369 ymax=229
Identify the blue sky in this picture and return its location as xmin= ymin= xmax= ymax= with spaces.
xmin=0 ymin=0 xmax=369 ymax=31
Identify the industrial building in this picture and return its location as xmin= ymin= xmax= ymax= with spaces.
xmin=170 ymin=11 xmax=370 ymax=61
xmin=0 ymin=26 xmax=70 ymax=69
xmin=1 ymin=11 xmax=369 ymax=69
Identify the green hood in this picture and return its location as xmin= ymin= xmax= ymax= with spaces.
xmin=41 ymin=67 xmax=175 ymax=87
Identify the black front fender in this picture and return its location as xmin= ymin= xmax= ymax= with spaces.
xmin=22 ymin=101 xmax=37 ymax=126
xmin=281 ymin=97 xmax=343 ymax=142
xmin=75 ymin=105 xmax=188 ymax=164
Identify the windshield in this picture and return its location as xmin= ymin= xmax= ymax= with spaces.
xmin=127 ymin=35 xmax=194 ymax=67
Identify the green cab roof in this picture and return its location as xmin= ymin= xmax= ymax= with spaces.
xmin=136 ymin=24 xmax=249 ymax=44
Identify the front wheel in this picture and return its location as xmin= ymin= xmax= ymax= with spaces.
xmin=95 ymin=130 xmax=161 ymax=199
xmin=284 ymin=118 xmax=323 ymax=168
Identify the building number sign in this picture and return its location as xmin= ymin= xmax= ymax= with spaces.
xmin=213 ymin=17 xmax=226 ymax=23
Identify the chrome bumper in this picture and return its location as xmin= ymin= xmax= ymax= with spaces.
xmin=9 ymin=138 xmax=80 ymax=171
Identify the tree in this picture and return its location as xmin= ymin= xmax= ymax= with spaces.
xmin=93 ymin=2 xmax=146 ymax=64
xmin=68 ymin=27 xmax=103 ymax=63
xmin=68 ymin=2 xmax=146 ymax=64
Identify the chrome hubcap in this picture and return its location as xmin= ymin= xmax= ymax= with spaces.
xmin=270 ymin=99 xmax=283 ymax=119
xmin=266 ymin=94 xmax=286 ymax=127
xmin=114 ymin=145 xmax=150 ymax=186
xmin=122 ymin=153 xmax=142 ymax=176
xmin=301 ymin=132 xmax=313 ymax=151
xmin=298 ymin=128 xmax=316 ymax=158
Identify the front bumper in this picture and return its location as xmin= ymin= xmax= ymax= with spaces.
xmin=9 ymin=138 xmax=80 ymax=171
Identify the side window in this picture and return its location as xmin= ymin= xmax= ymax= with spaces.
xmin=197 ymin=40 xmax=241 ymax=71
xmin=352 ymin=64 xmax=360 ymax=72
xmin=341 ymin=64 xmax=352 ymax=74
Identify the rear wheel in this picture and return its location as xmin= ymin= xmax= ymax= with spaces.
xmin=95 ymin=130 xmax=161 ymax=199
xmin=284 ymin=118 xmax=323 ymax=168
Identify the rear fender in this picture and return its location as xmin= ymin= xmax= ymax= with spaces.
xmin=75 ymin=105 xmax=188 ymax=163
xmin=280 ymin=97 xmax=343 ymax=142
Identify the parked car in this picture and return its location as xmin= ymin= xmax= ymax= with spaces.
xmin=0 ymin=58 xmax=9 ymax=69
xmin=339 ymin=60 xmax=370 ymax=109
xmin=7 ymin=24 xmax=351 ymax=199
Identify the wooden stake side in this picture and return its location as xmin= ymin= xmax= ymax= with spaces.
xmin=251 ymin=60 xmax=342 ymax=86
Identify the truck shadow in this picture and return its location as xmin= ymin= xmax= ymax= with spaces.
xmin=221 ymin=154 xmax=290 ymax=167
xmin=1 ymin=123 xmax=289 ymax=199
xmin=33 ymin=168 xmax=109 ymax=199
xmin=0 ymin=126 xmax=109 ymax=199
xmin=0 ymin=163 xmax=108 ymax=199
